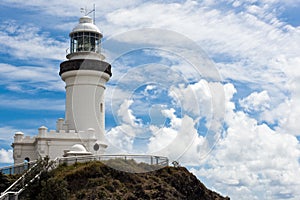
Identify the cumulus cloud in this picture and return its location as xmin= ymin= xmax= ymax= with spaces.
xmin=169 ymin=80 xmax=212 ymax=118
xmin=147 ymin=125 xmax=177 ymax=153
xmin=197 ymin=121 xmax=300 ymax=199
xmin=191 ymin=82 xmax=300 ymax=199
xmin=105 ymin=125 xmax=135 ymax=153
xmin=106 ymin=67 xmax=300 ymax=199
xmin=117 ymin=99 xmax=140 ymax=126
xmin=239 ymin=90 xmax=270 ymax=112
xmin=147 ymin=112 xmax=207 ymax=165
xmin=106 ymin=99 xmax=143 ymax=153
xmin=173 ymin=80 xmax=226 ymax=113
xmin=262 ymin=97 xmax=300 ymax=136
xmin=0 ymin=148 xmax=13 ymax=163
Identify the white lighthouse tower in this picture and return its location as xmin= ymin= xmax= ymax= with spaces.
xmin=60 ymin=15 xmax=111 ymax=146
xmin=11 ymin=15 xmax=111 ymax=164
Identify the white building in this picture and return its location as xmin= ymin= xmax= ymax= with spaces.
xmin=12 ymin=15 xmax=112 ymax=164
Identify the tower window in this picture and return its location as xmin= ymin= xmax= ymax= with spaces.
xmin=100 ymin=103 xmax=103 ymax=113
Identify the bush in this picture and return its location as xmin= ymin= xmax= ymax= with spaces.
xmin=37 ymin=177 xmax=68 ymax=200
xmin=0 ymin=172 xmax=10 ymax=193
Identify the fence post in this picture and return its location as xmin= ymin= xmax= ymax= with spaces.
xmin=150 ymin=156 xmax=153 ymax=165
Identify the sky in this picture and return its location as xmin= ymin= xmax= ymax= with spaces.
xmin=0 ymin=0 xmax=300 ymax=199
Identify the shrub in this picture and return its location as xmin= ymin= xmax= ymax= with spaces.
xmin=0 ymin=172 xmax=10 ymax=193
xmin=37 ymin=177 xmax=68 ymax=200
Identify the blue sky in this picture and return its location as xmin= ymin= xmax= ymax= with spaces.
xmin=0 ymin=0 xmax=300 ymax=199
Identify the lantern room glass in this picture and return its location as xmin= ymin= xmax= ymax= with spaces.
xmin=70 ymin=32 xmax=101 ymax=53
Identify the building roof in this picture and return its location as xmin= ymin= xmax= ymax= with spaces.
xmin=69 ymin=144 xmax=89 ymax=154
xmin=71 ymin=16 xmax=101 ymax=34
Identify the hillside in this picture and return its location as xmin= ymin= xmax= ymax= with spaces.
xmin=18 ymin=159 xmax=230 ymax=200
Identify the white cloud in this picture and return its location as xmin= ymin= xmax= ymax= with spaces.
xmin=147 ymin=113 xmax=208 ymax=165
xmin=117 ymin=99 xmax=140 ymax=127
xmin=169 ymin=80 xmax=212 ymax=118
xmin=0 ymin=126 xmax=17 ymax=141
xmin=0 ymin=95 xmax=65 ymax=111
xmin=147 ymin=125 xmax=177 ymax=153
xmin=195 ymin=118 xmax=300 ymax=199
xmin=161 ymin=108 xmax=182 ymax=130
xmin=0 ymin=1 xmax=82 ymax=17
xmin=0 ymin=63 xmax=57 ymax=82
xmin=0 ymin=21 xmax=67 ymax=60
xmin=170 ymin=80 xmax=227 ymax=137
xmin=1 ymin=0 xmax=299 ymax=88
xmin=106 ymin=85 xmax=131 ymax=102
xmin=105 ymin=125 xmax=135 ymax=153
xmin=191 ymin=82 xmax=300 ymax=200
xmin=147 ymin=83 xmax=230 ymax=165
xmin=106 ymin=93 xmax=209 ymax=158
xmin=0 ymin=63 xmax=64 ymax=92
xmin=143 ymin=84 xmax=156 ymax=96
xmin=262 ymin=97 xmax=300 ymax=136
xmin=106 ymin=99 xmax=143 ymax=153
xmin=239 ymin=90 xmax=270 ymax=112
xmin=0 ymin=0 xmax=143 ymax=19
xmin=107 ymin=78 xmax=300 ymax=199
xmin=0 ymin=148 xmax=13 ymax=163
xmin=102 ymin=0 xmax=299 ymax=92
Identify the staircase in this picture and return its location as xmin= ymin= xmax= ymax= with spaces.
xmin=0 ymin=158 xmax=54 ymax=200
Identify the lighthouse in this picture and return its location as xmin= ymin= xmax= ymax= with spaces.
xmin=60 ymin=15 xmax=112 ymax=146
xmin=11 ymin=15 xmax=112 ymax=164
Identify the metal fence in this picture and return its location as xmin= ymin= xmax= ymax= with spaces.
xmin=0 ymin=154 xmax=168 ymax=175
xmin=57 ymin=154 xmax=169 ymax=167
xmin=0 ymin=161 xmax=36 ymax=175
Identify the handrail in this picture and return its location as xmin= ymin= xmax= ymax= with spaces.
xmin=0 ymin=159 xmax=47 ymax=200
xmin=1 ymin=162 xmax=39 ymax=195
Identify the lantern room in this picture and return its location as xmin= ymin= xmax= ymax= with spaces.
xmin=69 ymin=16 xmax=103 ymax=54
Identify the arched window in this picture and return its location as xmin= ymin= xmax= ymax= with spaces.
xmin=100 ymin=103 xmax=103 ymax=113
